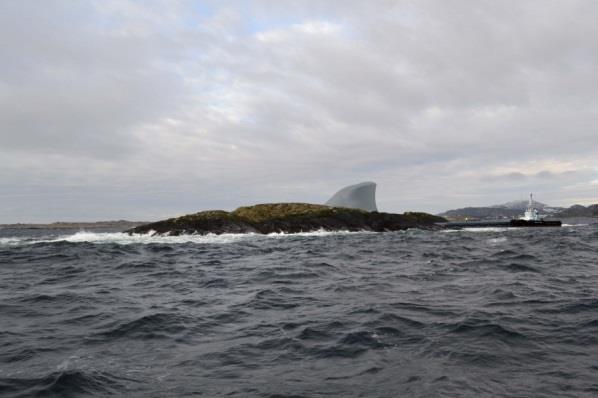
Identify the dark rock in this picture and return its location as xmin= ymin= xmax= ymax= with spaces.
xmin=127 ymin=203 xmax=446 ymax=235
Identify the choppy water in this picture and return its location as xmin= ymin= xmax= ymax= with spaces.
xmin=1 ymin=221 xmax=598 ymax=397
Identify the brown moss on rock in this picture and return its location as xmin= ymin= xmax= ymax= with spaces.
xmin=232 ymin=203 xmax=365 ymax=223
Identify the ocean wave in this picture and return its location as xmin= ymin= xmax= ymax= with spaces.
xmin=487 ymin=236 xmax=508 ymax=244
xmin=0 ymin=229 xmax=370 ymax=246
xmin=93 ymin=312 xmax=192 ymax=341
xmin=0 ymin=369 xmax=127 ymax=397
xmin=0 ymin=237 xmax=24 ymax=246
xmin=447 ymin=320 xmax=529 ymax=342
xmin=462 ymin=227 xmax=512 ymax=232
xmin=504 ymin=263 xmax=541 ymax=273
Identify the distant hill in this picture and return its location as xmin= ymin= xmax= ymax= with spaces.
xmin=439 ymin=199 xmax=564 ymax=221
xmin=440 ymin=207 xmax=521 ymax=220
xmin=0 ymin=220 xmax=146 ymax=230
xmin=492 ymin=199 xmax=547 ymax=210
xmin=553 ymin=204 xmax=598 ymax=218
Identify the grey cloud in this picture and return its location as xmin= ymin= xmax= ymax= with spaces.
xmin=1 ymin=0 xmax=598 ymax=222
xmin=484 ymin=169 xmax=581 ymax=183
xmin=0 ymin=0 xmax=187 ymax=158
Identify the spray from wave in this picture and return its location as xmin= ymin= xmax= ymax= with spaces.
xmin=0 ymin=229 xmax=369 ymax=246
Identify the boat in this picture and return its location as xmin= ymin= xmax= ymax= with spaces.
xmin=509 ymin=193 xmax=561 ymax=227
xmin=439 ymin=194 xmax=561 ymax=229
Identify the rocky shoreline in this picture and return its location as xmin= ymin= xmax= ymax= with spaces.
xmin=127 ymin=203 xmax=446 ymax=235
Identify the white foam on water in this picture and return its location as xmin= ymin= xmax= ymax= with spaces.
xmin=1 ymin=229 xmax=370 ymax=246
xmin=487 ymin=237 xmax=508 ymax=245
xmin=53 ymin=231 xmax=263 ymax=245
xmin=265 ymin=229 xmax=369 ymax=238
xmin=0 ymin=237 xmax=24 ymax=246
xmin=462 ymin=227 xmax=512 ymax=232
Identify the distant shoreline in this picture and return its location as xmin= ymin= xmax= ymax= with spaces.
xmin=0 ymin=221 xmax=147 ymax=230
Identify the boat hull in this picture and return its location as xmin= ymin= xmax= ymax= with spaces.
xmin=508 ymin=219 xmax=561 ymax=227
xmin=439 ymin=219 xmax=562 ymax=229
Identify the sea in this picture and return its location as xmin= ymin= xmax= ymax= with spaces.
xmin=1 ymin=220 xmax=597 ymax=397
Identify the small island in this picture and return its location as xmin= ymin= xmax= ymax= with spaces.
xmin=127 ymin=183 xmax=445 ymax=235
xmin=127 ymin=203 xmax=445 ymax=235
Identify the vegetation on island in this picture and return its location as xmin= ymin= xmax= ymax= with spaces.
xmin=127 ymin=203 xmax=446 ymax=235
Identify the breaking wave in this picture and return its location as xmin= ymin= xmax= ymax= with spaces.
xmin=0 ymin=229 xmax=370 ymax=246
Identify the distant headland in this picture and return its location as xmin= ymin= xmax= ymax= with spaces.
xmin=0 ymin=220 xmax=145 ymax=230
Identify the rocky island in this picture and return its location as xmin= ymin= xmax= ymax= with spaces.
xmin=127 ymin=183 xmax=445 ymax=235
xmin=127 ymin=203 xmax=445 ymax=235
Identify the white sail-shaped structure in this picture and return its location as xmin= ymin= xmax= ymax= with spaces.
xmin=325 ymin=182 xmax=378 ymax=212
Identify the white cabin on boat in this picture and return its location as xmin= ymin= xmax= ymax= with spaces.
xmin=520 ymin=193 xmax=539 ymax=221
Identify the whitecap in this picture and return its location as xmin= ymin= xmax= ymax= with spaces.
xmin=0 ymin=229 xmax=370 ymax=246
xmin=462 ymin=227 xmax=511 ymax=232
xmin=49 ymin=231 xmax=260 ymax=245
xmin=264 ymin=229 xmax=370 ymax=238
xmin=0 ymin=237 xmax=24 ymax=246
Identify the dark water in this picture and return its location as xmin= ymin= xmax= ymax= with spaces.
xmin=1 ymin=222 xmax=598 ymax=397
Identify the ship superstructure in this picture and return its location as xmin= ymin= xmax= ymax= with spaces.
xmin=520 ymin=193 xmax=539 ymax=221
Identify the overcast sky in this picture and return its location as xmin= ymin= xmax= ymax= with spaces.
xmin=1 ymin=0 xmax=598 ymax=223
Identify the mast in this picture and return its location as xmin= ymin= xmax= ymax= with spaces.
xmin=521 ymin=192 xmax=538 ymax=221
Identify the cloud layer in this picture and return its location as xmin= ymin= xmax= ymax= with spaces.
xmin=1 ymin=0 xmax=597 ymax=222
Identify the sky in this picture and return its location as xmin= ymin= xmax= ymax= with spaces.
xmin=1 ymin=0 xmax=598 ymax=223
